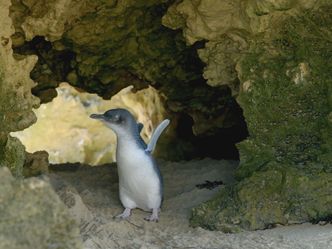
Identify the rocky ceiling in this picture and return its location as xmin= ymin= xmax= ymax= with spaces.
xmin=0 ymin=0 xmax=331 ymax=232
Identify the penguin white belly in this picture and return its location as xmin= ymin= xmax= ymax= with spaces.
xmin=116 ymin=143 xmax=161 ymax=211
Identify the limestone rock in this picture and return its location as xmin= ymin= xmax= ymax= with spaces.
xmin=163 ymin=0 xmax=251 ymax=89
xmin=0 ymin=136 xmax=26 ymax=177
xmin=24 ymin=151 xmax=49 ymax=177
xmin=162 ymin=0 xmax=250 ymax=45
xmin=236 ymin=5 xmax=332 ymax=179
xmin=0 ymin=1 xmax=39 ymax=132
xmin=163 ymin=0 xmax=322 ymax=44
xmin=192 ymin=168 xmax=332 ymax=232
xmin=0 ymin=167 xmax=82 ymax=249
xmin=162 ymin=0 xmax=323 ymax=90
xmin=191 ymin=6 xmax=332 ymax=231
xmin=0 ymin=0 xmax=40 ymax=176
xmin=10 ymin=0 xmax=200 ymax=100
xmin=197 ymin=34 xmax=248 ymax=91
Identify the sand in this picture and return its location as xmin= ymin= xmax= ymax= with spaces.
xmin=48 ymin=159 xmax=332 ymax=249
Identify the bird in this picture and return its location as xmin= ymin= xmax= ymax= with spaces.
xmin=90 ymin=108 xmax=169 ymax=222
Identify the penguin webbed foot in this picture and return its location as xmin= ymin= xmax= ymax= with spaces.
xmin=144 ymin=215 xmax=159 ymax=222
xmin=144 ymin=208 xmax=159 ymax=222
xmin=113 ymin=207 xmax=131 ymax=220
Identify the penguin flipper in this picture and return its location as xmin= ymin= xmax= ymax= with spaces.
xmin=145 ymin=119 xmax=170 ymax=153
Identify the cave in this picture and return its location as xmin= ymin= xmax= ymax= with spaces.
xmin=11 ymin=35 xmax=248 ymax=163
xmin=1 ymin=0 xmax=332 ymax=248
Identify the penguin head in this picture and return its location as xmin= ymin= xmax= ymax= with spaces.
xmin=90 ymin=108 xmax=136 ymax=137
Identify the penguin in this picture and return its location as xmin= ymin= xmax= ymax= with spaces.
xmin=90 ymin=108 xmax=169 ymax=222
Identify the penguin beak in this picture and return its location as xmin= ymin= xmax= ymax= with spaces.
xmin=89 ymin=114 xmax=105 ymax=120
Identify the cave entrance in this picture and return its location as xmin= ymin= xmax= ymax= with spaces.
xmin=12 ymin=37 xmax=249 ymax=164
xmin=11 ymin=83 xmax=168 ymax=165
xmin=176 ymin=97 xmax=248 ymax=161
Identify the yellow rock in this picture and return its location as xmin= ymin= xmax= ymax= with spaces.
xmin=12 ymin=83 xmax=167 ymax=165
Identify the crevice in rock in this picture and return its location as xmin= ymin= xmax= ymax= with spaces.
xmin=176 ymin=97 xmax=248 ymax=160
xmin=13 ymin=36 xmax=76 ymax=103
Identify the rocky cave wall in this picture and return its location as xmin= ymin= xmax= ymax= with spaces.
xmin=0 ymin=0 xmax=331 ymax=233
xmin=0 ymin=1 xmax=82 ymax=246
xmin=163 ymin=0 xmax=332 ymax=231
xmin=0 ymin=0 xmax=40 ymax=177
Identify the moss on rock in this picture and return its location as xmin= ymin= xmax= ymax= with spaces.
xmin=191 ymin=5 xmax=332 ymax=231
xmin=192 ymin=167 xmax=332 ymax=231
xmin=0 ymin=136 xmax=25 ymax=177
xmin=236 ymin=5 xmax=332 ymax=179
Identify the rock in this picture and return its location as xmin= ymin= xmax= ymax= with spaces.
xmin=162 ymin=0 xmax=321 ymax=91
xmin=0 ymin=0 xmax=39 ymax=176
xmin=191 ymin=6 xmax=332 ymax=231
xmin=0 ymin=167 xmax=82 ymax=249
xmin=162 ymin=0 xmax=250 ymax=45
xmin=24 ymin=151 xmax=49 ymax=177
xmin=163 ymin=0 xmax=249 ymax=91
xmin=191 ymin=168 xmax=332 ymax=232
xmin=0 ymin=136 xmax=26 ymax=177
xmin=0 ymin=0 xmax=39 ymax=132
xmin=10 ymin=0 xmax=201 ymax=100
xmin=197 ymin=34 xmax=248 ymax=91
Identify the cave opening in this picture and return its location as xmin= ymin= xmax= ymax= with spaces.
xmin=11 ymin=83 xmax=170 ymax=165
xmin=12 ymin=34 xmax=249 ymax=164
xmin=176 ymin=98 xmax=248 ymax=161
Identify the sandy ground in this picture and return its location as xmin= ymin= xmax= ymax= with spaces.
xmin=48 ymin=159 xmax=332 ymax=249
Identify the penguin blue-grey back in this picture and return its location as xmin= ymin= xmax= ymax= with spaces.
xmin=90 ymin=108 xmax=169 ymax=222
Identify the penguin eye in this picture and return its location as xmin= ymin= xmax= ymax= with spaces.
xmin=114 ymin=114 xmax=123 ymax=123
xmin=104 ymin=111 xmax=113 ymax=119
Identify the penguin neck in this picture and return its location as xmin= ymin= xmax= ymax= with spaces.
xmin=115 ymin=131 xmax=147 ymax=168
xmin=116 ymin=132 xmax=136 ymax=148
xmin=115 ymin=128 xmax=146 ymax=151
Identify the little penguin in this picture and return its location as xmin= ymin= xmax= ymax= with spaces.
xmin=90 ymin=108 xmax=169 ymax=222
